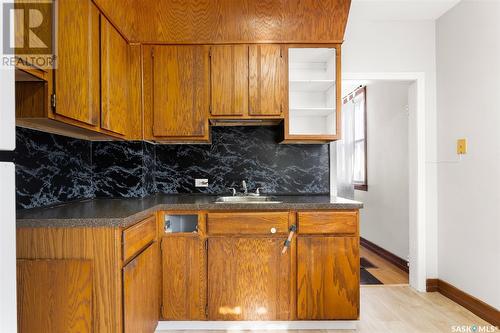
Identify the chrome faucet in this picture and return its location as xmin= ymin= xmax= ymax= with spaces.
xmin=241 ymin=180 xmax=248 ymax=195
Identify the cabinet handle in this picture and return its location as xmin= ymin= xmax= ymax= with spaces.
xmin=281 ymin=224 xmax=297 ymax=255
xmin=270 ymin=227 xmax=277 ymax=234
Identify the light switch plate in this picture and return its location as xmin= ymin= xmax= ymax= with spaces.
xmin=195 ymin=179 xmax=209 ymax=187
xmin=457 ymin=138 xmax=467 ymax=155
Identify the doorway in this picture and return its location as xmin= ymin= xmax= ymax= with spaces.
xmin=332 ymin=73 xmax=426 ymax=291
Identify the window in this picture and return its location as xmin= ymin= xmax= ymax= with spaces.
xmin=344 ymin=86 xmax=367 ymax=191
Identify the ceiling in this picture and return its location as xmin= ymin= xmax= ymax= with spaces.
xmin=350 ymin=0 xmax=461 ymax=20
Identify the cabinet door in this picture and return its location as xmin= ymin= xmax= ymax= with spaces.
xmin=100 ymin=15 xmax=130 ymax=136
xmin=152 ymin=45 xmax=209 ymax=138
xmin=297 ymin=236 xmax=359 ymax=320
xmin=208 ymin=237 xmax=291 ymax=320
xmin=55 ymin=0 xmax=100 ymax=126
xmin=17 ymin=259 xmax=93 ymax=333
xmin=210 ymin=45 xmax=248 ymax=116
xmin=123 ymin=243 xmax=159 ymax=333
xmin=249 ymin=44 xmax=283 ymax=116
xmin=161 ymin=235 xmax=206 ymax=320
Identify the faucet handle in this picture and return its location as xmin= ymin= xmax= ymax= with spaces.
xmin=228 ymin=188 xmax=237 ymax=196
xmin=255 ymin=187 xmax=263 ymax=195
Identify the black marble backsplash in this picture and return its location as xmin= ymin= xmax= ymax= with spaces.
xmin=0 ymin=126 xmax=329 ymax=210
xmin=0 ymin=128 xmax=94 ymax=209
xmin=155 ymin=126 xmax=329 ymax=194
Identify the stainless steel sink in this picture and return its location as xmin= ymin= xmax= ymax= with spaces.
xmin=215 ymin=196 xmax=282 ymax=204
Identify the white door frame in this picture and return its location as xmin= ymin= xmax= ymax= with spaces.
xmin=343 ymin=72 xmax=427 ymax=292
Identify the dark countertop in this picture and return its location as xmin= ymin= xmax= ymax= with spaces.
xmin=16 ymin=194 xmax=363 ymax=228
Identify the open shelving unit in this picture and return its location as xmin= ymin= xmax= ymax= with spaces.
xmin=287 ymin=48 xmax=337 ymax=137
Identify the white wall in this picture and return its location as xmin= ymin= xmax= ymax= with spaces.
xmin=0 ymin=1 xmax=18 ymax=332
xmin=355 ymin=81 xmax=410 ymax=260
xmin=341 ymin=12 xmax=438 ymax=278
xmin=437 ymin=0 xmax=500 ymax=309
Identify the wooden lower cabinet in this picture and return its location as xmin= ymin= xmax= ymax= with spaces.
xmin=16 ymin=218 xmax=161 ymax=333
xmin=161 ymin=235 xmax=207 ymax=320
xmin=17 ymin=259 xmax=93 ymax=333
xmin=123 ymin=243 xmax=160 ymax=333
xmin=297 ymin=236 xmax=360 ymax=320
xmin=207 ymin=237 xmax=291 ymax=320
xmin=16 ymin=209 xmax=360 ymax=331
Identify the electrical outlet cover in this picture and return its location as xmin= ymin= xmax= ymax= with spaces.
xmin=457 ymin=138 xmax=467 ymax=155
xmin=195 ymin=179 xmax=209 ymax=187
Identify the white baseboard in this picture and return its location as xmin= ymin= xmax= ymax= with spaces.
xmin=156 ymin=320 xmax=358 ymax=331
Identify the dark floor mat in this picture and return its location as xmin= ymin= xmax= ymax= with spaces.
xmin=360 ymin=268 xmax=383 ymax=285
xmin=360 ymin=257 xmax=377 ymax=268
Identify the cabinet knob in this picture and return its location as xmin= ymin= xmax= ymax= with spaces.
xmin=270 ymin=227 xmax=277 ymax=234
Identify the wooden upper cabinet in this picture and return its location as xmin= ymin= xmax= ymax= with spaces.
xmin=150 ymin=45 xmax=210 ymax=140
xmin=282 ymin=44 xmax=341 ymax=143
xmin=297 ymin=236 xmax=359 ymax=320
xmin=16 ymin=0 xmax=141 ymax=141
xmin=100 ymin=15 xmax=130 ymax=137
xmin=54 ymin=0 xmax=100 ymax=126
xmin=210 ymin=45 xmax=248 ymax=117
xmin=249 ymin=44 xmax=283 ymax=117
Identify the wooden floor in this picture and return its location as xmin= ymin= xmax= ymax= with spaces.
xmin=157 ymin=286 xmax=497 ymax=332
xmin=361 ymin=246 xmax=409 ymax=285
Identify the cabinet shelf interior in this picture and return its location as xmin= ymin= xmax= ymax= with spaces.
xmin=288 ymin=48 xmax=337 ymax=136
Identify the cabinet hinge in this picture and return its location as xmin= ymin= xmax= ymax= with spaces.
xmin=151 ymin=48 xmax=154 ymax=59
xmin=209 ymin=47 xmax=212 ymax=58
xmin=51 ymin=94 xmax=56 ymax=109
xmin=205 ymin=304 xmax=208 ymax=317
xmin=280 ymin=47 xmax=283 ymax=58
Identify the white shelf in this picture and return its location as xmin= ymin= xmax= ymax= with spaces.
xmin=290 ymin=108 xmax=335 ymax=116
xmin=287 ymin=47 xmax=337 ymax=137
xmin=289 ymin=80 xmax=335 ymax=92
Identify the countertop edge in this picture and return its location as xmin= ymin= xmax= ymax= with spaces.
xmin=17 ymin=201 xmax=364 ymax=228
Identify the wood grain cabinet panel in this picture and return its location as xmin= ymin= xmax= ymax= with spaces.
xmin=93 ymin=0 xmax=351 ymax=44
xmin=283 ymin=0 xmax=351 ymax=42
xmin=100 ymin=15 xmax=130 ymax=136
xmin=151 ymin=45 xmax=210 ymax=140
xmin=210 ymin=45 xmax=248 ymax=116
xmin=297 ymin=236 xmax=360 ymax=320
xmin=249 ymin=44 xmax=283 ymax=116
xmin=298 ymin=211 xmax=358 ymax=235
xmin=55 ymin=0 xmax=100 ymax=126
xmin=17 ymin=259 xmax=93 ymax=333
xmin=16 ymin=227 xmax=123 ymax=333
xmin=207 ymin=237 xmax=291 ymax=320
xmin=123 ymin=243 xmax=160 ymax=333
xmin=123 ymin=215 xmax=156 ymax=262
xmin=207 ymin=212 xmax=289 ymax=235
xmin=161 ymin=235 xmax=207 ymax=320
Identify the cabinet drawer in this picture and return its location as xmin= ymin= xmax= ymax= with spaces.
xmin=298 ymin=211 xmax=358 ymax=235
xmin=123 ymin=215 xmax=156 ymax=261
xmin=207 ymin=212 xmax=289 ymax=235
